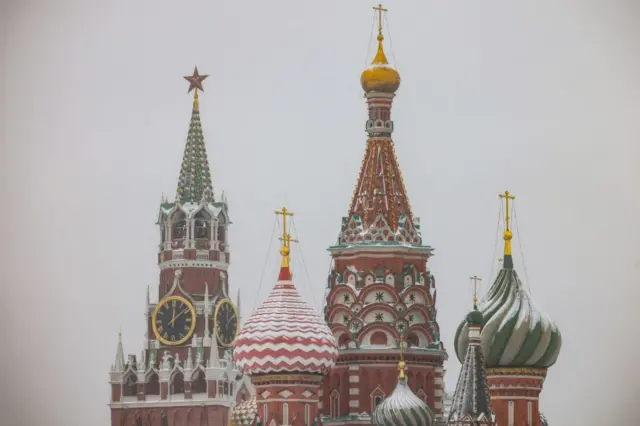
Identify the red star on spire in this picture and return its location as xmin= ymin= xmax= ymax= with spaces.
xmin=184 ymin=66 xmax=208 ymax=93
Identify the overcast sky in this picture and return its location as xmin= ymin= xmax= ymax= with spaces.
xmin=2 ymin=0 xmax=639 ymax=425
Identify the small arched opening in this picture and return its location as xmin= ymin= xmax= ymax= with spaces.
xmin=122 ymin=372 xmax=137 ymax=397
xmin=191 ymin=369 xmax=206 ymax=395
xmin=171 ymin=211 xmax=187 ymax=242
xmin=170 ymin=370 xmax=185 ymax=396
xmin=146 ymin=371 xmax=160 ymax=396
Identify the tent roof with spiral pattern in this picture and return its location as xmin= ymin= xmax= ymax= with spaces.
xmin=371 ymin=375 xmax=434 ymax=426
xmin=453 ymin=255 xmax=562 ymax=369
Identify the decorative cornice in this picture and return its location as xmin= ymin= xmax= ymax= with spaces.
xmin=251 ymin=373 xmax=324 ymax=385
xmin=158 ymin=259 xmax=229 ymax=271
xmin=329 ymin=244 xmax=433 ymax=257
xmin=485 ymin=367 xmax=548 ymax=377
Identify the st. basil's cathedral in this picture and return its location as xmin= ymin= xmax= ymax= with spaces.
xmin=108 ymin=6 xmax=562 ymax=426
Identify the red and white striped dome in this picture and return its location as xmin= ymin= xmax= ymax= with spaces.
xmin=233 ymin=266 xmax=338 ymax=375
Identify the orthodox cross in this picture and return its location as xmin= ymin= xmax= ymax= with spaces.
xmin=499 ymin=190 xmax=516 ymax=255
xmin=498 ymin=190 xmax=516 ymax=232
xmin=470 ymin=275 xmax=482 ymax=307
xmin=275 ymin=206 xmax=297 ymax=248
xmin=275 ymin=207 xmax=297 ymax=273
xmin=373 ymin=4 xmax=388 ymax=35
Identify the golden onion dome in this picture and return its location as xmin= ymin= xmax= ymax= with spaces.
xmin=361 ymin=34 xmax=401 ymax=94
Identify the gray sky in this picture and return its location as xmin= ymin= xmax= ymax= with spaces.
xmin=2 ymin=0 xmax=639 ymax=425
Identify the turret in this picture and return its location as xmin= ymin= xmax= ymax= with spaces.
xmin=322 ymin=5 xmax=447 ymax=422
xmin=447 ymin=280 xmax=494 ymax=425
xmin=109 ymin=68 xmax=243 ymax=426
xmin=453 ymin=191 xmax=562 ymax=426
xmin=233 ymin=207 xmax=338 ymax=426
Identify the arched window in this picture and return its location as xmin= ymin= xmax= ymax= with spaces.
xmin=170 ymin=371 xmax=185 ymax=395
xmin=305 ymin=404 xmax=310 ymax=426
xmin=528 ymin=401 xmax=533 ymax=425
xmin=194 ymin=210 xmax=211 ymax=240
xmin=263 ymin=404 xmax=268 ymax=424
xmin=123 ymin=372 xmax=137 ymax=397
xmin=508 ymin=400 xmax=514 ymax=426
xmin=373 ymin=395 xmax=383 ymax=409
xmin=407 ymin=333 xmax=419 ymax=348
xmin=172 ymin=211 xmax=187 ymax=241
xmin=217 ymin=213 xmax=227 ymax=248
xmin=161 ymin=414 xmax=168 ymax=426
xmin=329 ymin=390 xmax=340 ymax=419
xmin=146 ymin=372 xmax=160 ymax=396
xmin=191 ymin=370 xmax=206 ymax=394
xmin=283 ymin=403 xmax=289 ymax=425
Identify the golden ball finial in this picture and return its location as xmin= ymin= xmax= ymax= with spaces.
xmin=503 ymin=230 xmax=513 ymax=241
xmin=360 ymin=34 xmax=401 ymax=94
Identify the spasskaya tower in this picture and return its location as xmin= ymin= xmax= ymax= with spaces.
xmin=108 ymin=68 xmax=251 ymax=426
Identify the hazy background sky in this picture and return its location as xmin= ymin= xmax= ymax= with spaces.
xmin=2 ymin=0 xmax=639 ymax=425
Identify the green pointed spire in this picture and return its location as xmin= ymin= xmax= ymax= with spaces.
xmin=175 ymin=67 xmax=214 ymax=204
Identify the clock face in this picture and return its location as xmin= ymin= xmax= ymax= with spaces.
xmin=214 ymin=299 xmax=239 ymax=347
xmin=152 ymin=295 xmax=196 ymax=346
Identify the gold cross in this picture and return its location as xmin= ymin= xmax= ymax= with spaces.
xmin=373 ymin=4 xmax=388 ymax=35
xmin=498 ymin=191 xmax=516 ymax=232
xmin=470 ymin=275 xmax=482 ymax=307
xmin=498 ymin=191 xmax=516 ymax=255
xmin=274 ymin=207 xmax=294 ymax=244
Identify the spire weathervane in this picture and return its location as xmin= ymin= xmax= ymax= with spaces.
xmin=373 ymin=4 xmax=388 ymax=36
xmin=184 ymin=66 xmax=208 ymax=110
xmin=470 ymin=275 xmax=482 ymax=308
xmin=499 ymin=190 xmax=516 ymax=256
xmin=275 ymin=207 xmax=297 ymax=271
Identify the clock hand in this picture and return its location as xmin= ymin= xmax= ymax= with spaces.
xmin=172 ymin=304 xmax=176 ymax=325
xmin=170 ymin=308 xmax=190 ymax=326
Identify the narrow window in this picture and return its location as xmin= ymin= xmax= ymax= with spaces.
xmin=263 ymin=404 xmax=268 ymax=424
xmin=508 ymin=400 xmax=514 ymax=426
xmin=528 ymin=401 xmax=533 ymax=425
xmin=374 ymin=395 xmax=383 ymax=409
xmin=283 ymin=403 xmax=289 ymax=425
xmin=305 ymin=404 xmax=310 ymax=426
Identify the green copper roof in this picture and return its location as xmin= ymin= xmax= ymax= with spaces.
xmin=175 ymin=103 xmax=214 ymax=204
xmin=453 ymin=255 xmax=562 ymax=369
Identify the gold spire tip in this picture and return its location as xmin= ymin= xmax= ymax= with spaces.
xmin=498 ymin=191 xmax=516 ymax=256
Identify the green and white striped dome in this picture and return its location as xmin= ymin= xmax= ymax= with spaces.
xmin=372 ymin=365 xmax=434 ymax=426
xmin=453 ymin=256 xmax=562 ymax=369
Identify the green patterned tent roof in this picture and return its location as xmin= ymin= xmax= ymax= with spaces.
xmin=175 ymin=99 xmax=214 ymax=204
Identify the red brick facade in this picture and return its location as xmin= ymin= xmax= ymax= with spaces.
xmin=252 ymin=374 xmax=324 ymax=426
xmin=486 ymin=368 xmax=547 ymax=426
xmin=321 ymin=247 xmax=447 ymax=424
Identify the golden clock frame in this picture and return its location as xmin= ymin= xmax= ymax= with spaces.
xmin=151 ymin=295 xmax=197 ymax=346
xmin=213 ymin=299 xmax=239 ymax=348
